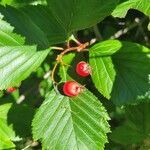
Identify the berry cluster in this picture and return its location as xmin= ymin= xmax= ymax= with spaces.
xmin=63 ymin=61 xmax=91 ymax=97
xmin=51 ymin=35 xmax=95 ymax=97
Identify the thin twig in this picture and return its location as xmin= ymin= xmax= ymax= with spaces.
xmin=50 ymin=42 xmax=90 ymax=83
xmin=110 ymin=17 xmax=146 ymax=39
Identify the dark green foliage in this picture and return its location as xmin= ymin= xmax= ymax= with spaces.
xmin=0 ymin=0 xmax=150 ymax=149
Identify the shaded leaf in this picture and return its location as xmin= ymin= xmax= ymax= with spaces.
xmin=0 ymin=5 xmax=67 ymax=48
xmin=111 ymin=125 xmax=145 ymax=145
xmin=7 ymin=104 xmax=35 ymax=138
xmin=111 ymin=102 xmax=150 ymax=145
xmin=0 ymin=0 xmax=118 ymax=48
xmin=112 ymin=41 xmax=150 ymax=105
xmin=47 ymin=0 xmax=118 ymax=31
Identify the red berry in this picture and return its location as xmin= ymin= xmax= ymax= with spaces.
xmin=63 ymin=81 xmax=82 ymax=97
xmin=76 ymin=61 xmax=91 ymax=77
xmin=7 ymin=87 xmax=16 ymax=93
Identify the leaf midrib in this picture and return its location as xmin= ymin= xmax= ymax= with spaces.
xmin=0 ymin=30 xmax=21 ymax=45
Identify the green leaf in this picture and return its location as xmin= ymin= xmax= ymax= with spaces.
xmin=111 ymin=102 xmax=150 ymax=145
xmin=59 ymin=53 xmax=76 ymax=82
xmin=112 ymin=41 xmax=150 ymax=105
xmin=0 ymin=5 xmax=68 ymax=48
xmin=0 ymin=15 xmax=14 ymax=32
xmin=0 ymin=103 xmax=16 ymax=141
xmin=0 ymin=46 xmax=49 ymax=90
xmin=59 ymin=53 xmax=88 ymax=85
xmin=0 ymin=0 xmax=47 ymax=7
xmin=0 ymin=17 xmax=50 ymax=90
xmin=32 ymin=90 xmax=110 ymax=149
xmin=7 ymin=104 xmax=35 ymax=138
xmin=89 ymin=40 xmax=122 ymax=99
xmin=0 ymin=103 xmax=16 ymax=149
xmin=0 ymin=103 xmax=12 ymax=119
xmin=0 ymin=15 xmax=25 ymax=46
xmin=110 ymin=125 xmax=145 ymax=145
xmin=0 ymin=135 xmax=15 ymax=150
xmin=89 ymin=40 xmax=150 ymax=105
xmin=112 ymin=0 xmax=150 ymax=18
xmin=0 ymin=118 xmax=16 ymax=141
xmin=0 ymin=0 xmax=118 ymax=48
xmin=0 ymin=102 xmax=35 ymax=149
xmin=47 ymin=0 xmax=118 ymax=32
xmin=0 ymin=29 xmax=25 ymax=46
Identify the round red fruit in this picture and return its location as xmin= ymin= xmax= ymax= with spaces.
xmin=63 ymin=81 xmax=82 ymax=97
xmin=7 ymin=87 xmax=16 ymax=93
xmin=76 ymin=61 xmax=91 ymax=77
